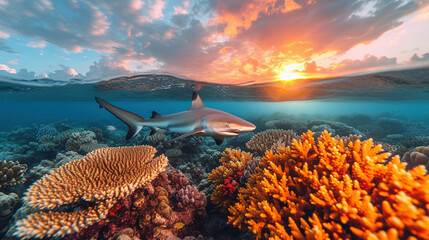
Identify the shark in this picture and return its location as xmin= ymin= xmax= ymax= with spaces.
xmin=94 ymin=92 xmax=256 ymax=145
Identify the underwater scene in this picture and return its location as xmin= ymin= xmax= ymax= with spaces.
xmin=1 ymin=1 xmax=429 ymax=240
xmin=1 ymin=70 xmax=429 ymax=240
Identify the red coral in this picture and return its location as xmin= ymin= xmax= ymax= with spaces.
xmin=222 ymin=171 xmax=243 ymax=197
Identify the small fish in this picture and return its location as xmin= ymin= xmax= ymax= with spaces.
xmin=106 ymin=125 xmax=116 ymax=131
xmin=174 ymin=222 xmax=185 ymax=229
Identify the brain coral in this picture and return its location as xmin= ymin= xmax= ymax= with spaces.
xmin=401 ymin=146 xmax=429 ymax=170
xmin=227 ymin=131 xmax=429 ymax=240
xmin=246 ymin=129 xmax=297 ymax=155
xmin=0 ymin=160 xmax=27 ymax=187
xmin=209 ymin=149 xmax=254 ymax=212
xmin=14 ymin=145 xmax=168 ymax=239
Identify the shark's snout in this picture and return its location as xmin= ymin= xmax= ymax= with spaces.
xmin=239 ymin=123 xmax=256 ymax=132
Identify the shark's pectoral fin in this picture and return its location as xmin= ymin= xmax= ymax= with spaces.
xmin=149 ymin=127 xmax=160 ymax=135
xmin=213 ymin=137 xmax=224 ymax=145
xmin=167 ymin=129 xmax=204 ymax=143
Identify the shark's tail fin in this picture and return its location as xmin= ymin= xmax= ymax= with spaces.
xmin=95 ymin=97 xmax=144 ymax=140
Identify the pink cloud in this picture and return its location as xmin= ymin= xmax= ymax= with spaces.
xmin=0 ymin=30 xmax=9 ymax=39
xmin=26 ymin=41 xmax=46 ymax=48
xmin=303 ymin=55 xmax=398 ymax=75
xmin=0 ymin=64 xmax=16 ymax=73
xmin=8 ymin=59 xmax=18 ymax=64
xmin=90 ymin=8 xmax=110 ymax=36
xmin=67 ymin=67 xmax=78 ymax=76
xmin=148 ymin=0 xmax=165 ymax=20
xmin=173 ymin=1 xmax=189 ymax=15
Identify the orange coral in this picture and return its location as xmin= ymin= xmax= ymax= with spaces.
xmin=227 ymin=131 xmax=429 ymax=240
xmin=208 ymin=148 xmax=254 ymax=212
xmin=15 ymin=145 xmax=168 ymax=239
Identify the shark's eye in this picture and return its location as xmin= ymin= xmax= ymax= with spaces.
xmin=226 ymin=123 xmax=231 ymax=128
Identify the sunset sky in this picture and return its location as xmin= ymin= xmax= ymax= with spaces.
xmin=0 ymin=0 xmax=428 ymax=84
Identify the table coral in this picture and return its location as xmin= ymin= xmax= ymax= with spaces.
xmin=14 ymin=145 xmax=168 ymax=239
xmin=226 ymin=130 xmax=429 ymax=240
xmin=209 ymin=148 xmax=254 ymax=212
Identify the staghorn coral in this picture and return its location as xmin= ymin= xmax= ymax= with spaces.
xmin=401 ymin=146 xmax=429 ymax=170
xmin=209 ymin=149 xmax=254 ymax=212
xmin=246 ymin=129 xmax=297 ymax=155
xmin=0 ymin=160 xmax=27 ymax=187
xmin=14 ymin=145 xmax=168 ymax=239
xmin=227 ymin=131 xmax=429 ymax=240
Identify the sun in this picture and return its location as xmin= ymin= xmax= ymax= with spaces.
xmin=275 ymin=63 xmax=306 ymax=82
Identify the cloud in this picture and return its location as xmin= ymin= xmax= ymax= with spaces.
xmin=8 ymin=59 xmax=18 ymax=64
xmin=0 ymin=30 xmax=9 ymax=38
xmin=0 ymin=0 xmax=427 ymax=83
xmin=410 ymin=52 xmax=429 ymax=62
xmin=0 ymin=63 xmax=16 ymax=73
xmin=0 ymin=0 xmax=120 ymax=53
xmin=85 ymin=56 xmax=132 ymax=80
xmin=302 ymin=54 xmax=398 ymax=74
xmin=0 ymin=38 xmax=15 ymax=53
xmin=26 ymin=41 xmax=46 ymax=48
xmin=47 ymin=65 xmax=83 ymax=80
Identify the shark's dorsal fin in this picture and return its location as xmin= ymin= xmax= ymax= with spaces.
xmin=188 ymin=91 xmax=205 ymax=110
xmin=150 ymin=111 xmax=162 ymax=119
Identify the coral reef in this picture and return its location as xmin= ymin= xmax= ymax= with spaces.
xmin=209 ymin=149 xmax=254 ymax=212
xmin=0 ymin=192 xmax=18 ymax=234
xmin=26 ymin=151 xmax=83 ymax=182
xmin=65 ymin=130 xmax=97 ymax=153
xmin=401 ymin=146 xmax=429 ymax=170
xmin=265 ymin=119 xmax=308 ymax=135
xmin=147 ymin=130 xmax=166 ymax=144
xmin=246 ymin=129 xmax=297 ymax=155
xmin=176 ymin=185 xmax=207 ymax=210
xmin=65 ymin=169 xmax=207 ymax=240
xmin=226 ymin=131 xmax=429 ymax=240
xmin=0 ymin=160 xmax=27 ymax=187
xmin=306 ymin=120 xmax=365 ymax=138
xmin=14 ymin=145 xmax=168 ymax=239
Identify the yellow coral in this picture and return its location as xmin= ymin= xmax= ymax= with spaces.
xmin=227 ymin=131 xmax=429 ymax=240
xmin=15 ymin=145 xmax=168 ymax=239
xmin=209 ymin=149 xmax=254 ymax=212
xmin=246 ymin=129 xmax=297 ymax=155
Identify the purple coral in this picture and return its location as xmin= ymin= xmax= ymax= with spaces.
xmin=176 ymin=185 xmax=207 ymax=210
